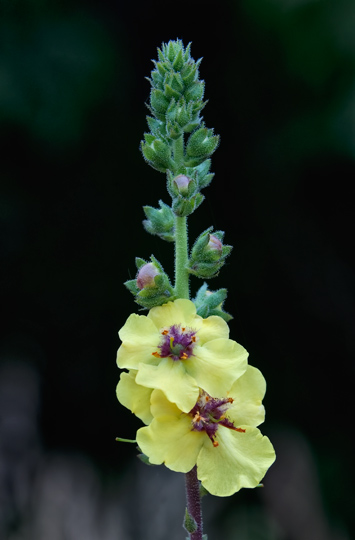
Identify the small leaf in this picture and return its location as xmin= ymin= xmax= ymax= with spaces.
xmin=183 ymin=508 xmax=197 ymax=533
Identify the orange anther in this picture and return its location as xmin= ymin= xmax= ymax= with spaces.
xmin=234 ymin=427 xmax=246 ymax=433
xmin=152 ymin=351 xmax=161 ymax=358
xmin=213 ymin=441 xmax=219 ymax=447
xmin=180 ymin=352 xmax=188 ymax=360
xmin=161 ymin=329 xmax=169 ymax=335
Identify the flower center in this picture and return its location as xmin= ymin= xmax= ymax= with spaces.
xmin=152 ymin=324 xmax=197 ymax=361
xmin=189 ymin=390 xmax=245 ymax=447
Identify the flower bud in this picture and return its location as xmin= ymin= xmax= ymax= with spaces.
xmin=193 ymin=283 xmax=233 ymax=322
xmin=141 ymin=134 xmax=174 ymax=173
xmin=174 ymin=174 xmax=192 ymax=196
xmin=124 ymin=256 xmax=176 ymax=309
xmin=187 ymin=227 xmax=233 ymax=279
xmin=186 ymin=127 xmax=219 ymax=159
xmin=208 ymin=234 xmax=223 ymax=253
xmin=136 ymin=263 xmax=159 ymax=289
xmin=143 ymin=200 xmax=175 ymax=242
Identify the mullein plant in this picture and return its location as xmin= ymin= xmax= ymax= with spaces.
xmin=116 ymin=40 xmax=276 ymax=540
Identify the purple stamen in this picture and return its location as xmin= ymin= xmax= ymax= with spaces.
xmin=157 ymin=324 xmax=197 ymax=361
xmin=189 ymin=391 xmax=243 ymax=446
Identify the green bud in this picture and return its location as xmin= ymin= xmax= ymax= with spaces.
xmin=181 ymin=63 xmax=198 ymax=87
xmin=166 ymin=120 xmax=183 ymax=140
xmin=170 ymin=72 xmax=184 ymax=94
xmin=187 ymin=227 xmax=232 ymax=278
xmin=164 ymin=83 xmax=181 ymax=101
xmin=186 ymin=127 xmax=219 ymax=159
xmin=153 ymin=139 xmax=171 ymax=162
xmin=141 ymin=135 xmax=174 ymax=172
xmin=172 ymin=47 xmax=184 ymax=71
xmin=193 ymin=283 xmax=233 ymax=321
xmin=185 ymin=81 xmax=205 ymax=102
xmin=150 ymin=88 xmax=170 ymax=115
xmin=143 ymin=200 xmax=175 ymax=242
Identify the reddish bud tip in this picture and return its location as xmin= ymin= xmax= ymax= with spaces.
xmin=174 ymin=174 xmax=192 ymax=194
xmin=208 ymin=234 xmax=223 ymax=252
xmin=136 ymin=263 xmax=159 ymax=289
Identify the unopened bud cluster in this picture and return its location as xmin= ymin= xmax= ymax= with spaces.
xmin=125 ymin=40 xmax=233 ymax=319
xmin=140 ymin=40 xmax=219 ymax=218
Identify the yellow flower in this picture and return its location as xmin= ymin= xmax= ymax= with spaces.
xmin=116 ymin=299 xmax=248 ymax=412
xmin=116 ymin=370 xmax=153 ymax=425
xmin=136 ymin=365 xmax=276 ymax=497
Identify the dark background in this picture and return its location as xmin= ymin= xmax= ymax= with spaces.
xmin=1 ymin=0 xmax=354 ymax=538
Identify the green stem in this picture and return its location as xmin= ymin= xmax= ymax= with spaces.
xmin=172 ymin=134 xmax=190 ymax=299
xmin=174 ymin=214 xmax=189 ymax=299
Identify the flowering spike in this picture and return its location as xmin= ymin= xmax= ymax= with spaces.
xmin=116 ymin=39 xmax=275 ymax=539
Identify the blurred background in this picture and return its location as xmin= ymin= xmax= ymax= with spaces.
xmin=1 ymin=0 xmax=354 ymax=538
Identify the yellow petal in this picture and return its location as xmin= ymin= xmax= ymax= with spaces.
xmin=197 ymin=425 xmax=276 ymax=497
xmin=116 ymin=314 xmax=160 ymax=369
xmin=135 ymin=358 xmax=199 ymax=412
xmin=196 ymin=315 xmax=229 ymax=345
xmin=137 ymin=391 xmax=204 ymax=472
xmin=149 ymin=389 xmax=182 ymax=419
xmin=147 ymin=299 xmax=202 ymax=332
xmin=118 ymin=312 xmax=158 ymax=342
xmin=186 ymin=339 xmax=248 ymax=397
xmin=227 ymin=365 xmax=266 ymax=427
xmin=116 ymin=370 xmax=153 ymax=425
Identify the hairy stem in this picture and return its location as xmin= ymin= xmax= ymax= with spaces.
xmin=185 ymin=466 xmax=203 ymax=540
xmin=174 ymin=214 xmax=189 ymax=299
